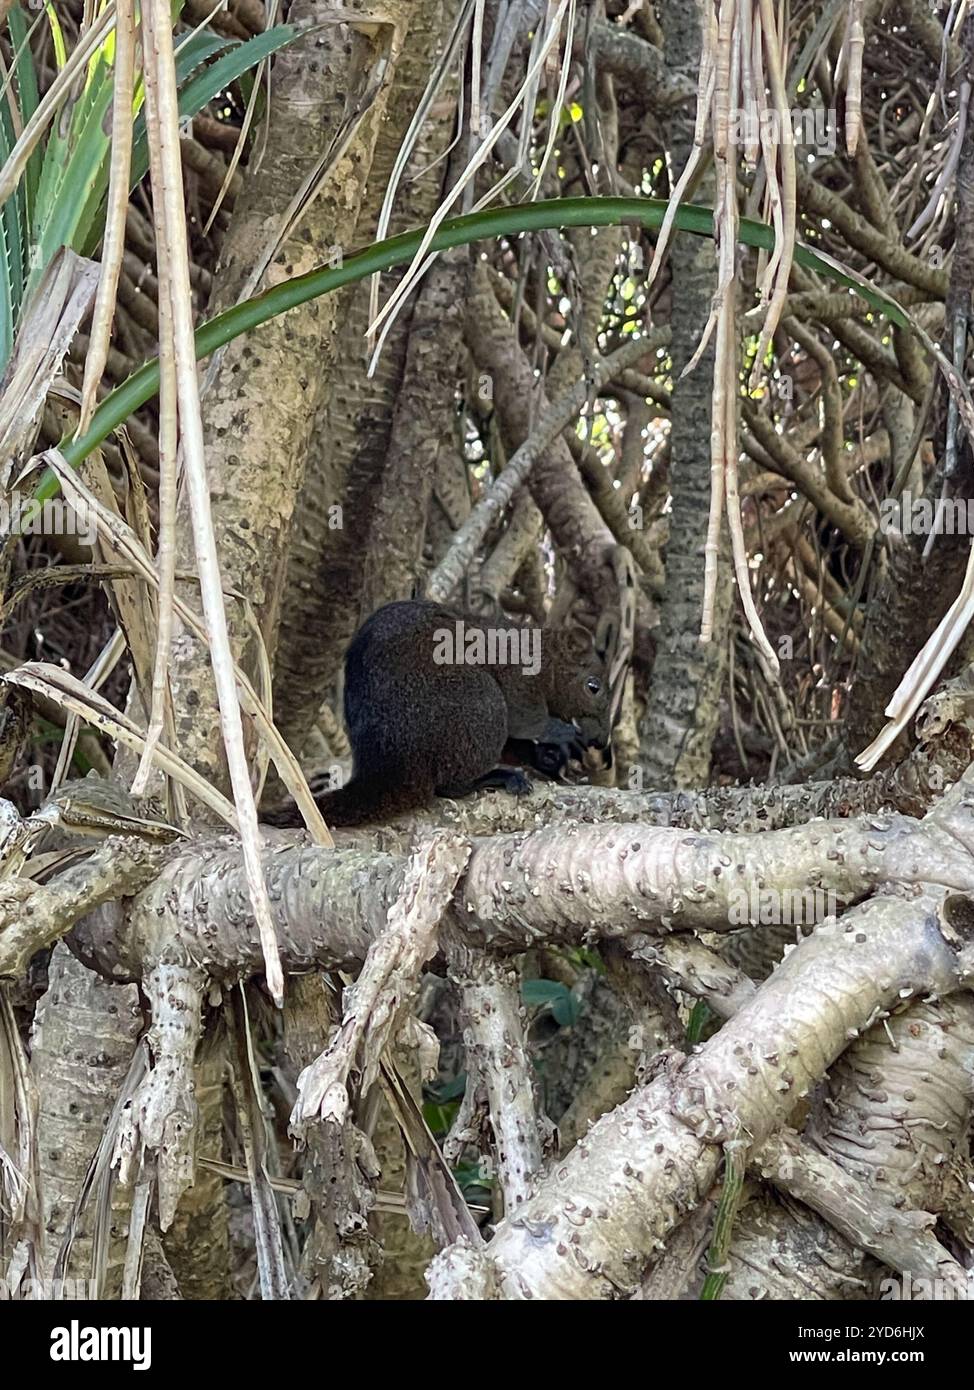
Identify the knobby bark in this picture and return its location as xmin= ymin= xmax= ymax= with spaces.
xmin=168 ymin=1 xmax=414 ymax=788
xmin=638 ymin=0 xmax=731 ymax=788
xmin=429 ymin=891 xmax=972 ymax=1299
xmin=273 ymin=0 xmax=464 ymax=761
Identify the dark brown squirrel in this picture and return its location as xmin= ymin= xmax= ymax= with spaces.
xmin=263 ymin=598 xmax=612 ymax=827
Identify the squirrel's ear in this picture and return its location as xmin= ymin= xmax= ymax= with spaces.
xmin=561 ymin=620 xmax=596 ymax=662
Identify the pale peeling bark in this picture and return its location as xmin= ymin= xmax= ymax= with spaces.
xmin=258 ymin=689 xmax=974 ymax=841
xmin=0 ymin=835 xmax=165 ymax=978
xmin=30 ymin=944 xmax=141 ymax=1293
xmin=123 ymin=7 xmax=413 ymax=1284
xmin=290 ymin=834 xmax=469 ymax=1132
xmin=710 ymin=994 xmax=974 ymax=1301
xmin=68 ymin=837 xmax=467 ymax=1269
xmin=644 ymin=899 xmax=974 ymax=1299
xmin=430 ymin=893 xmax=969 ymax=1300
xmin=634 ymin=928 xmax=974 ymax=1298
xmin=17 ymin=774 xmax=974 ymax=1300
xmin=808 ymin=996 xmax=974 ymax=1220
xmin=57 ymin=809 xmax=974 ymax=991
xmin=444 ymin=939 xmax=546 ymax=1212
xmin=647 ymin=929 xmax=974 ymax=1298
xmin=458 ymin=951 xmax=974 ymax=1297
xmin=717 ymin=1191 xmax=869 ymax=1301
xmin=11 ymin=681 xmax=974 ymax=972
xmin=115 ymin=962 xmax=205 ymax=1230
xmin=640 ymin=935 xmax=757 ymax=1019
xmin=283 ymin=973 xmax=377 ymax=1300
xmin=757 ymin=1115 xmax=972 ymax=1299
xmin=456 ymin=817 xmax=974 ymax=948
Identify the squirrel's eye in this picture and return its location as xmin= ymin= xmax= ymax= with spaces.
xmin=586 ymin=677 xmax=601 ymax=694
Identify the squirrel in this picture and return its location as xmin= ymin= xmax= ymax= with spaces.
xmin=263 ymin=598 xmax=612 ymax=827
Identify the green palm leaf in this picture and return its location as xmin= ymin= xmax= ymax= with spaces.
xmin=0 ymin=7 xmax=301 ymax=373
xmin=125 ymin=25 xmax=299 ymax=219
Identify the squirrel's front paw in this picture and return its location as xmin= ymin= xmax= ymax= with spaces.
xmin=476 ymin=766 xmax=533 ymax=797
xmin=499 ymin=768 xmax=534 ymax=797
xmin=436 ymin=767 xmax=535 ymax=801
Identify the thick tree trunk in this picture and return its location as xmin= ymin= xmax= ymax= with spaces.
xmin=168 ymin=0 xmax=413 ymax=787
xmin=272 ymin=0 xmax=464 ymax=761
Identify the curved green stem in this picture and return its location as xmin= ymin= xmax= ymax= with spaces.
xmin=45 ymin=195 xmax=905 ymax=500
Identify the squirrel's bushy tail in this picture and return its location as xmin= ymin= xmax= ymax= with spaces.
xmin=262 ymin=776 xmax=427 ymax=828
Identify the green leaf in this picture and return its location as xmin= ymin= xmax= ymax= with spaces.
xmin=176 ymin=24 xmax=298 ymax=123
xmin=46 ymin=195 xmax=916 ymax=502
xmin=28 ymin=48 xmax=115 ymax=297
xmin=74 ymin=30 xmax=235 ymax=258
xmin=686 ymin=1001 xmax=713 ymax=1046
xmin=78 ymin=24 xmax=301 ymax=260
xmin=0 ymin=92 xmax=23 ymax=352
xmin=452 ymin=1161 xmax=493 ymax=1195
xmin=552 ymin=992 xmax=580 ymax=1027
xmin=7 ymin=5 xmax=42 ymax=221
xmin=0 ymin=197 xmax=14 ymax=369
xmin=127 ymin=25 xmax=299 ymax=195
xmin=426 ymin=1072 xmax=467 ymax=1103
xmin=522 ymin=978 xmax=580 ymax=1026
xmin=422 ymin=1100 xmax=458 ymax=1136
xmin=43 ymin=2 xmax=67 ymax=71
xmin=521 ymin=978 xmax=568 ymax=1006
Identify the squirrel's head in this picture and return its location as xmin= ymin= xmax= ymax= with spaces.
xmin=544 ymin=623 xmax=613 ymax=757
